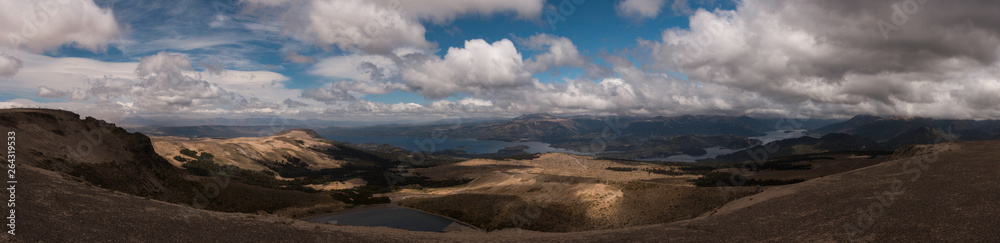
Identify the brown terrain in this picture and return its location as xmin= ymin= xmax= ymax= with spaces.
xmin=151 ymin=129 xmax=369 ymax=172
xmin=1 ymin=108 xmax=998 ymax=242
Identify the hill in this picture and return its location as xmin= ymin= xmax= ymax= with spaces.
xmin=8 ymin=123 xmax=998 ymax=241
xmin=0 ymin=109 xmax=345 ymax=218
xmin=702 ymin=133 xmax=882 ymax=163
xmin=812 ymin=115 xmax=1000 ymax=141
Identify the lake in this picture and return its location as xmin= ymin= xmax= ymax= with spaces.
xmin=641 ymin=130 xmax=811 ymax=162
xmin=301 ymin=206 xmax=474 ymax=232
xmin=322 ymin=134 xmax=586 ymax=155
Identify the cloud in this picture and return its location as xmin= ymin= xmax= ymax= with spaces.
xmin=301 ymin=85 xmax=357 ymax=104
xmin=198 ymin=62 xmax=226 ymax=76
xmin=331 ymin=81 xmax=408 ymax=95
xmin=638 ymin=0 xmax=1000 ymax=118
xmin=0 ymin=0 xmax=122 ymax=52
xmin=616 ymin=0 xmax=667 ymax=20
xmin=347 ymin=100 xmax=423 ymax=113
xmin=310 ymin=54 xmax=397 ymax=82
xmin=284 ymin=51 xmax=317 ymax=64
xmin=36 ymin=86 xmax=87 ymax=100
xmin=241 ymin=0 xmax=546 ymax=54
xmin=400 ymin=39 xmax=532 ymax=99
xmin=283 ymin=98 xmax=309 ymax=108
xmin=278 ymin=0 xmax=432 ymax=54
xmin=36 ymin=86 xmax=64 ymax=98
xmin=521 ymin=34 xmax=589 ymax=73
xmin=35 ymin=52 xmax=285 ymax=113
xmin=390 ymin=0 xmax=545 ymax=24
xmin=0 ymin=53 xmax=22 ymax=77
xmin=85 ymin=52 xmax=241 ymax=111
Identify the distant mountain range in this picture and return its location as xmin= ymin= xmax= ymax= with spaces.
xmin=323 ymin=113 xmax=841 ymax=144
xmin=126 ymin=113 xmax=1000 ymax=162
xmin=704 ymin=115 xmax=1000 ymax=163
xmin=812 ymin=115 xmax=1000 ymax=142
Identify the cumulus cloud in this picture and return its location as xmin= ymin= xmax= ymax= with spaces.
xmin=241 ymin=0 xmax=545 ymax=54
xmin=83 ymin=52 xmax=241 ymax=111
xmin=36 ymin=86 xmax=64 ymax=98
xmin=616 ymin=0 xmax=667 ymax=20
xmin=521 ymin=34 xmax=589 ymax=73
xmin=0 ymin=54 xmax=21 ymax=77
xmin=401 ymin=39 xmax=532 ymax=99
xmin=638 ymin=0 xmax=1000 ymax=118
xmin=0 ymin=0 xmax=122 ymax=52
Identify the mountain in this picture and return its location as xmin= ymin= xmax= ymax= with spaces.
xmin=0 ymin=109 xmax=345 ymax=217
xmin=151 ymin=128 xmax=396 ymax=173
xmin=811 ymin=115 xmax=884 ymax=134
xmin=812 ymin=115 xmax=1000 ymax=141
xmin=884 ymin=126 xmax=960 ymax=148
xmin=12 ymin=128 xmax=999 ymax=241
xmin=0 ymin=109 xmax=197 ymax=201
xmin=597 ymin=134 xmax=762 ymax=159
xmin=131 ymin=125 xmax=290 ymax=138
xmin=702 ymin=133 xmax=881 ymax=163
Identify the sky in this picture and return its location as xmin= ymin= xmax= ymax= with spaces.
xmin=1 ymin=0 xmax=1000 ymax=123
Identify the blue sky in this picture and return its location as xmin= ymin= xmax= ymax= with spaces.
xmin=2 ymin=0 xmax=1000 ymax=122
xmin=67 ymin=0 xmax=733 ymax=105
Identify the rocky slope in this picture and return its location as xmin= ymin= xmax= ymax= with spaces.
xmin=0 ymin=109 xmax=344 ymax=218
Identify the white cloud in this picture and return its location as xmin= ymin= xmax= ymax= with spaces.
xmin=242 ymin=0 xmax=545 ymax=54
xmin=521 ymin=34 xmax=589 ymax=73
xmin=638 ymin=0 xmax=1000 ymax=119
xmin=15 ymin=52 xmax=297 ymax=114
xmin=401 ymin=39 xmax=532 ymax=99
xmin=36 ymin=86 xmax=63 ymax=98
xmin=0 ymin=53 xmax=21 ymax=77
xmin=0 ymin=0 xmax=121 ymax=53
xmin=288 ymin=0 xmax=431 ymax=54
xmin=616 ymin=0 xmax=667 ymax=20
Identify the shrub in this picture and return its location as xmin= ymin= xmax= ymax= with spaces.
xmin=182 ymin=159 xmax=220 ymax=176
xmin=691 ymin=172 xmax=806 ymax=187
xmin=180 ymin=148 xmax=198 ymax=158
xmin=200 ymin=152 xmax=214 ymax=161
xmin=642 ymin=168 xmax=683 ymax=176
xmin=606 ymin=167 xmax=637 ymax=172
